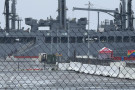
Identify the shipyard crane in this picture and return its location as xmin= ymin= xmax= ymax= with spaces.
xmin=73 ymin=6 xmax=120 ymax=30
xmin=73 ymin=0 xmax=134 ymax=30
xmin=73 ymin=7 xmax=119 ymax=16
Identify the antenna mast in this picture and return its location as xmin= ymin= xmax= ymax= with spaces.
xmin=85 ymin=1 xmax=93 ymax=57
xmin=85 ymin=1 xmax=93 ymax=30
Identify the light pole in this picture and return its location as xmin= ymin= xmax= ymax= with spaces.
xmin=51 ymin=30 xmax=53 ymax=55
xmin=67 ymin=21 xmax=70 ymax=58
xmin=85 ymin=1 xmax=93 ymax=57
xmin=56 ymin=29 xmax=60 ymax=62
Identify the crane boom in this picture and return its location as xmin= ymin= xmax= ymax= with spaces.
xmin=73 ymin=7 xmax=118 ymax=13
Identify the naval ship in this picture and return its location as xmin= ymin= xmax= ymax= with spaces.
xmin=0 ymin=0 xmax=135 ymax=59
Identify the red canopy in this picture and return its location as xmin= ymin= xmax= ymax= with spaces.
xmin=99 ymin=47 xmax=113 ymax=53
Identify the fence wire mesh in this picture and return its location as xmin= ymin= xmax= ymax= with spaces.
xmin=1 ymin=0 xmax=135 ymax=90
xmin=0 ymin=30 xmax=135 ymax=90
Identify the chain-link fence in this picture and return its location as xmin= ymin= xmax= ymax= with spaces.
xmin=1 ymin=31 xmax=135 ymax=90
xmin=1 ymin=0 xmax=135 ymax=89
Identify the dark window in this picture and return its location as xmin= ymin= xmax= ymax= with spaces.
xmin=85 ymin=37 xmax=88 ymax=43
xmin=0 ymin=37 xmax=5 ymax=43
xmin=4 ymin=37 xmax=16 ymax=43
xmin=27 ymin=37 xmax=36 ymax=42
xmin=0 ymin=37 xmax=36 ymax=43
xmin=53 ymin=37 xmax=60 ymax=43
xmin=77 ymin=37 xmax=83 ymax=43
xmin=22 ymin=37 xmax=36 ymax=43
xmin=69 ymin=37 xmax=76 ymax=43
xmin=85 ymin=37 xmax=93 ymax=43
xmin=93 ymin=36 xmax=99 ymax=42
xmin=26 ymin=18 xmax=31 ymax=21
xmin=25 ymin=37 xmax=30 ymax=42
xmin=61 ymin=37 xmax=68 ymax=43
xmin=22 ymin=37 xmax=28 ymax=43
xmin=17 ymin=37 xmax=22 ymax=43
xmin=10 ymin=37 xmax=15 ymax=43
xmin=123 ymin=36 xmax=130 ymax=42
xmin=5 ymin=37 xmax=10 ymax=43
xmin=108 ymin=36 xmax=114 ymax=42
xmin=23 ymin=37 xmax=29 ymax=43
xmin=100 ymin=36 xmax=107 ymax=42
xmin=27 ymin=37 xmax=31 ymax=42
xmin=131 ymin=36 xmax=135 ymax=42
xmin=45 ymin=37 xmax=51 ymax=43
xmin=116 ymin=36 xmax=122 ymax=42
xmin=20 ymin=37 xmax=27 ymax=43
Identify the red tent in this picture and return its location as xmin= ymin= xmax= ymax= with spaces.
xmin=98 ymin=47 xmax=113 ymax=59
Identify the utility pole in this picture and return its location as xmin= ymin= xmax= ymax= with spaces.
xmin=85 ymin=1 xmax=93 ymax=57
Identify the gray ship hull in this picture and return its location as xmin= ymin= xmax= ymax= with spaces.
xmin=0 ymin=30 xmax=135 ymax=59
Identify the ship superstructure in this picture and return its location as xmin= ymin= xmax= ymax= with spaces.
xmin=0 ymin=0 xmax=135 ymax=60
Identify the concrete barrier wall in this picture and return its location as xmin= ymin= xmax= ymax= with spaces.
xmin=102 ymin=66 xmax=119 ymax=77
xmin=58 ymin=63 xmax=69 ymax=70
xmin=83 ymin=64 xmax=96 ymax=74
xmin=95 ymin=65 xmax=119 ymax=77
xmin=67 ymin=62 xmax=77 ymax=70
xmin=110 ymin=62 xmax=126 ymax=67
xmin=67 ymin=62 xmax=82 ymax=71
xmin=95 ymin=65 xmax=104 ymax=75
xmin=74 ymin=62 xmax=82 ymax=72
xmin=59 ymin=61 xmax=135 ymax=80
xmin=79 ymin=64 xmax=86 ymax=73
xmin=118 ymin=67 xmax=135 ymax=79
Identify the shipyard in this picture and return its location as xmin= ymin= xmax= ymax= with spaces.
xmin=0 ymin=0 xmax=135 ymax=89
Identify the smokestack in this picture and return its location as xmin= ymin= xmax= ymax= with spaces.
xmin=120 ymin=0 xmax=126 ymax=30
xmin=127 ymin=0 xmax=133 ymax=30
xmin=58 ymin=0 xmax=67 ymax=30
xmin=5 ymin=0 xmax=10 ymax=32
xmin=11 ymin=0 xmax=17 ymax=30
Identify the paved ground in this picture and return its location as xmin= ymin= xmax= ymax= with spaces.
xmin=0 ymin=61 xmax=135 ymax=90
xmin=0 ymin=71 xmax=135 ymax=90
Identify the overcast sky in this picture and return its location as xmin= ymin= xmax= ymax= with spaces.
xmin=0 ymin=0 xmax=135 ymax=30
